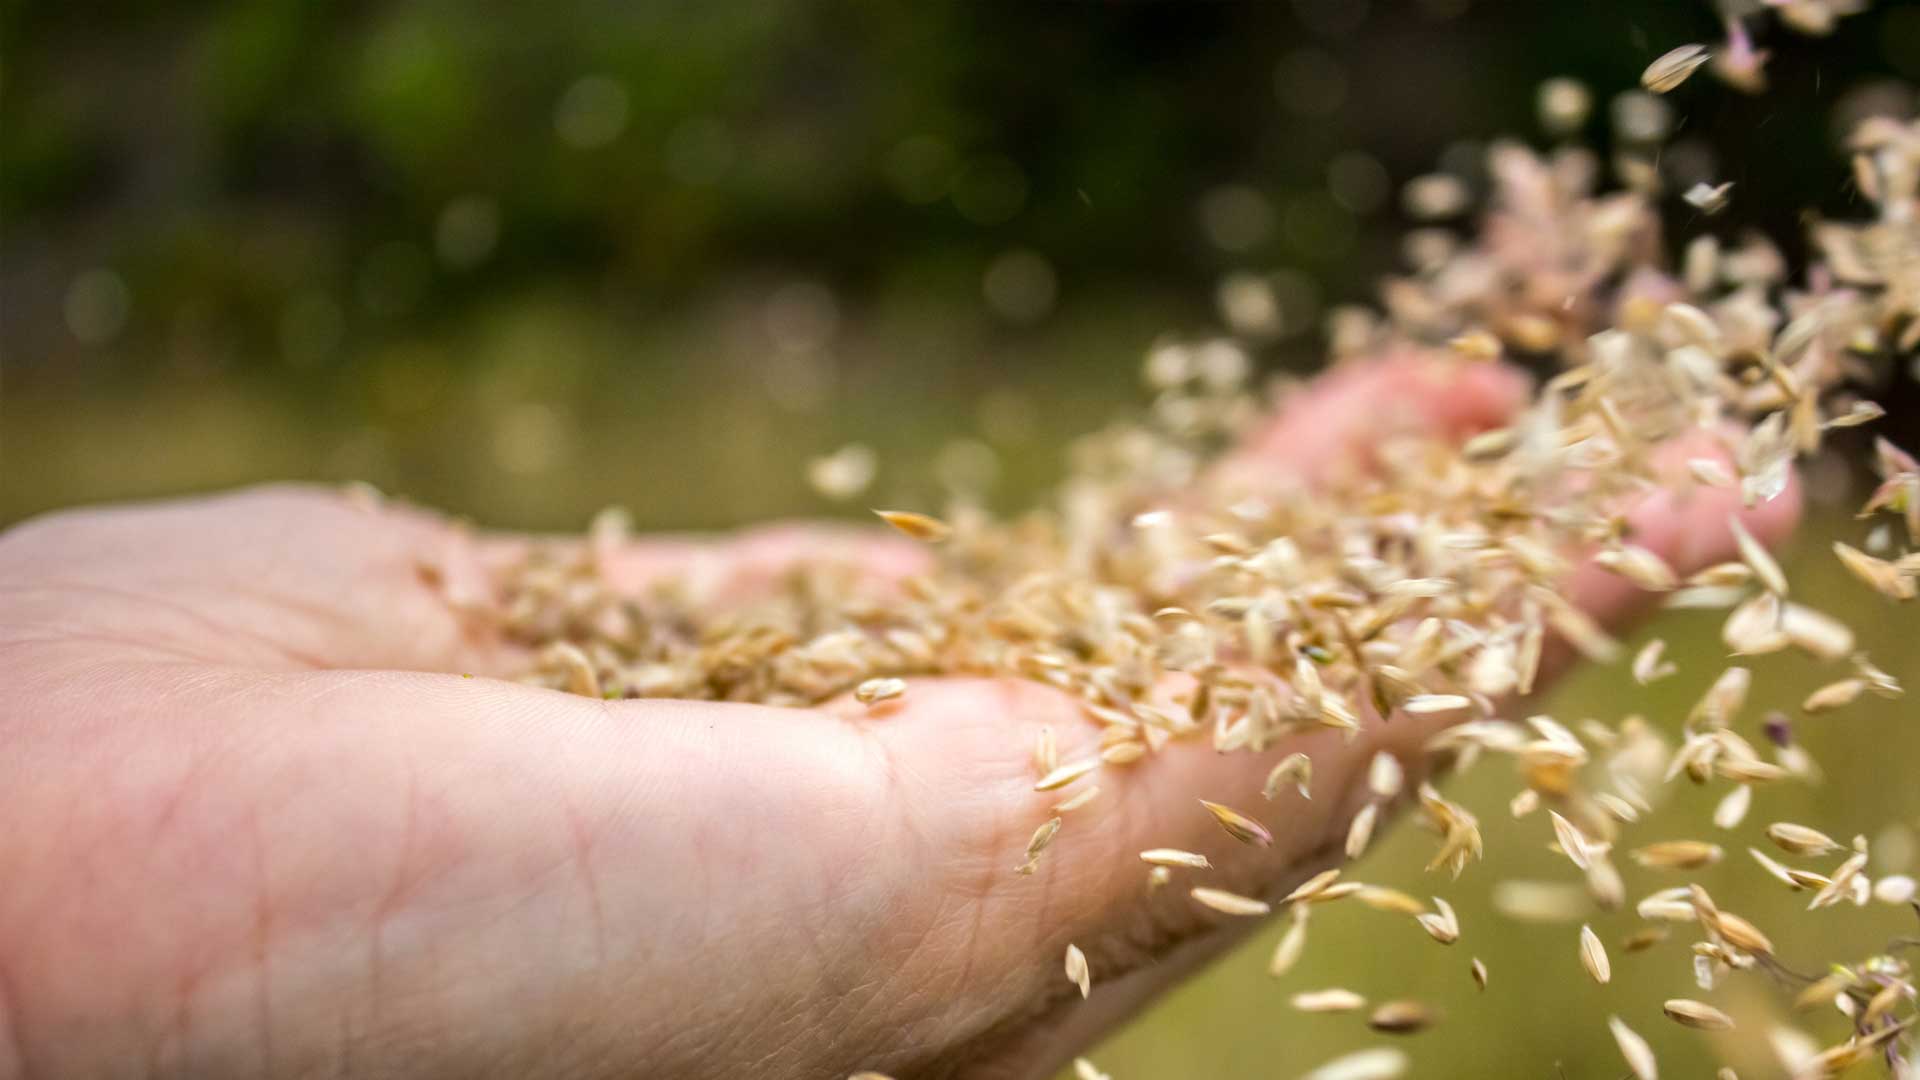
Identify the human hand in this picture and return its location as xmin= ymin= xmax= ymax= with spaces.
xmin=0 ymin=355 xmax=1799 ymax=1079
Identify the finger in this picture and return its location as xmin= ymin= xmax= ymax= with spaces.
xmin=1214 ymin=348 xmax=1531 ymax=490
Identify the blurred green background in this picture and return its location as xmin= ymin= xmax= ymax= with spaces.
xmin=3 ymin=1 xmax=1917 ymax=1076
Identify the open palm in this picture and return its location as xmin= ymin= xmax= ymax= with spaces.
xmin=0 ymin=355 xmax=1798 ymax=1079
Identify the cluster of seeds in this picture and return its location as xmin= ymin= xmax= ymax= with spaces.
xmin=477 ymin=8 xmax=1920 ymax=1079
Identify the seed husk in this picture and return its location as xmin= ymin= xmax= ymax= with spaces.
xmin=1766 ymin=823 xmax=1840 ymax=857
xmin=1064 ymin=943 xmax=1090 ymax=998
xmin=1663 ymin=999 xmax=1735 ymax=1030
xmin=872 ymin=509 xmax=952 ymax=543
xmin=1801 ymin=678 xmax=1866 ymax=714
xmin=1470 ymin=957 xmax=1488 ymax=991
xmin=1034 ymin=759 xmax=1099 ymax=792
xmin=1292 ymin=988 xmax=1368 ymax=1013
xmin=1285 ymin=869 xmax=1344 ymax=905
xmin=1368 ymin=1000 xmax=1437 ymax=1034
xmin=854 ymin=676 xmax=906 ymax=706
xmin=1609 ymin=1015 xmax=1660 ymax=1080
xmin=1579 ymin=924 xmax=1612 ymax=984
xmin=1346 ymin=802 xmax=1380 ymax=859
xmin=1269 ymin=908 xmax=1310 ymax=977
xmin=1140 ymin=848 xmax=1211 ymax=870
xmin=1200 ymin=799 xmax=1275 ymax=847
xmin=1191 ymin=886 xmax=1271 ymax=917
xmin=1301 ymin=1048 xmax=1409 ymax=1080
xmin=1642 ymin=43 xmax=1711 ymax=92
xmin=1631 ymin=841 xmax=1724 ymax=870
xmin=1264 ymin=752 xmax=1314 ymax=800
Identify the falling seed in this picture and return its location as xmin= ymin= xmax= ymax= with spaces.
xmin=1766 ymin=823 xmax=1840 ymax=857
xmin=1404 ymin=694 xmax=1473 ymax=715
xmin=1801 ymin=678 xmax=1866 ymax=714
xmin=1265 ymin=753 xmax=1314 ymax=800
xmin=1367 ymin=752 xmax=1405 ymax=798
xmin=1368 ymin=1000 xmax=1437 ymax=1034
xmin=1140 ymin=848 xmax=1212 ymax=870
xmin=1713 ymin=785 xmax=1753 ymax=830
xmin=1833 ymin=541 xmax=1916 ymax=600
xmin=1285 ymin=869 xmax=1344 ymax=904
xmin=1609 ymin=1015 xmax=1660 ymax=1080
xmin=1053 ymin=786 xmax=1101 ymax=814
xmin=1354 ymin=886 xmax=1426 ymax=916
xmin=1200 ymin=799 xmax=1275 ymax=847
xmin=854 ymin=677 xmax=906 ymax=706
xmin=806 ymin=443 xmax=876 ymax=501
xmin=1024 ymin=816 xmax=1062 ymax=863
xmin=1664 ymin=999 xmax=1735 ymax=1030
xmin=1550 ymin=811 xmax=1600 ymax=871
xmin=1631 ymin=841 xmax=1724 ymax=870
xmin=1642 ymin=43 xmax=1711 ymax=93
xmin=1064 ymin=943 xmax=1090 ymax=998
xmin=1347 ymin=803 xmax=1380 ymax=859
xmin=1073 ymin=1058 xmax=1111 ymax=1080
xmin=1034 ymin=725 xmax=1058 ymax=775
xmin=1632 ymin=638 xmax=1678 ymax=684
xmin=1729 ymin=516 xmax=1788 ymax=595
xmin=1191 ymin=886 xmax=1271 ymax=917
xmin=1302 ymin=1048 xmax=1410 ymax=1080
xmin=1270 ymin=909 xmax=1311 ymax=977
xmin=1035 ymin=759 xmax=1099 ymax=792
xmin=1292 ymin=988 xmax=1369 ymax=1013
xmin=1683 ymin=181 xmax=1733 ymax=214
xmin=873 ymin=509 xmax=952 ymax=543
xmin=1417 ymin=896 xmax=1461 ymax=944
xmin=1470 ymin=957 xmax=1488 ymax=990
xmin=1579 ymin=924 xmax=1612 ymax=984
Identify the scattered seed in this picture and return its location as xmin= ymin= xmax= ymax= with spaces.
xmin=1579 ymin=924 xmax=1612 ymax=984
xmin=1035 ymin=759 xmax=1099 ymax=792
xmin=872 ymin=509 xmax=952 ymax=542
xmin=1664 ymin=999 xmax=1735 ymax=1030
xmin=1609 ymin=1015 xmax=1659 ymax=1080
xmin=1140 ymin=848 xmax=1212 ymax=870
xmin=854 ymin=677 xmax=906 ymax=706
xmin=1368 ymin=1000 xmax=1437 ymax=1034
xmin=1642 ymin=43 xmax=1711 ymax=92
xmin=1200 ymin=799 xmax=1275 ymax=847
xmin=1064 ymin=943 xmax=1090 ymax=998
xmin=1191 ymin=886 xmax=1271 ymax=917
xmin=1293 ymin=988 xmax=1368 ymax=1013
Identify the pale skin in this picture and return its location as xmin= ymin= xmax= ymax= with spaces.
xmin=0 ymin=355 xmax=1800 ymax=1079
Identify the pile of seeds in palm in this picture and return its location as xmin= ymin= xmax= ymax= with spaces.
xmin=486 ymin=6 xmax=1919 ymax=1078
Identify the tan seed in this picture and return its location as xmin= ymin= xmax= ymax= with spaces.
xmin=1191 ymin=886 xmax=1271 ymax=917
xmin=1608 ymin=1015 xmax=1659 ymax=1080
xmin=1368 ymin=1000 xmax=1437 ymax=1034
xmin=1063 ymin=943 xmax=1090 ymax=998
xmin=1346 ymin=802 xmax=1380 ymax=860
xmin=1292 ymin=988 xmax=1368 ymax=1013
xmin=1663 ymin=999 xmax=1735 ymax=1030
xmin=1766 ymin=823 xmax=1840 ymax=857
xmin=1139 ymin=848 xmax=1211 ymax=870
xmin=1035 ymin=759 xmax=1099 ymax=792
xmin=872 ymin=509 xmax=952 ymax=543
xmin=1579 ymin=924 xmax=1611 ymax=984
xmin=1630 ymin=841 xmax=1723 ymax=870
xmin=854 ymin=677 xmax=906 ymax=706
xmin=1642 ymin=43 xmax=1711 ymax=93
xmin=1470 ymin=957 xmax=1488 ymax=991
xmin=1199 ymin=799 xmax=1274 ymax=847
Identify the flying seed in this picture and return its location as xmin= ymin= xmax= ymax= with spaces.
xmin=1664 ymin=999 xmax=1735 ymax=1030
xmin=873 ymin=509 xmax=952 ymax=543
xmin=1642 ymin=43 xmax=1711 ymax=93
xmin=1064 ymin=943 xmax=1090 ymax=998
xmin=1579 ymin=924 xmax=1611 ymax=984
xmin=1191 ymin=886 xmax=1271 ymax=917
xmin=1200 ymin=799 xmax=1275 ymax=847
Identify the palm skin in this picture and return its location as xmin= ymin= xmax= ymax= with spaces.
xmin=0 ymin=356 xmax=1798 ymax=1079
